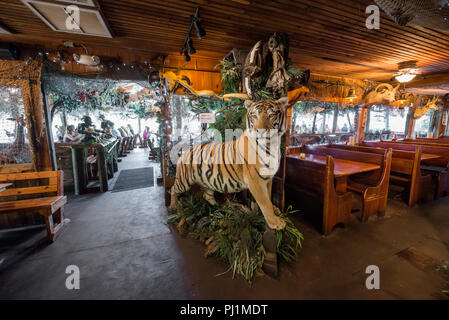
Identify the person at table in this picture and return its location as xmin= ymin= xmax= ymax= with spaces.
xmin=292 ymin=125 xmax=300 ymax=135
xmin=341 ymin=123 xmax=349 ymax=132
xmin=99 ymin=114 xmax=114 ymax=131
xmin=301 ymin=123 xmax=307 ymax=133
xmin=64 ymin=125 xmax=81 ymax=143
xmin=110 ymin=123 xmax=120 ymax=139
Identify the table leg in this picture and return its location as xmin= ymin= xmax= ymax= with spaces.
xmin=335 ymin=176 xmax=348 ymax=193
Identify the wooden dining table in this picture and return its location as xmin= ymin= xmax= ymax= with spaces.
xmin=287 ymin=154 xmax=381 ymax=193
xmin=0 ymin=183 xmax=12 ymax=193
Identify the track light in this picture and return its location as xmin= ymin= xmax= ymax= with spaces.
xmin=180 ymin=7 xmax=205 ymax=61
xmin=187 ymin=38 xmax=196 ymax=55
xmin=193 ymin=19 xmax=206 ymax=39
xmin=183 ymin=49 xmax=191 ymax=62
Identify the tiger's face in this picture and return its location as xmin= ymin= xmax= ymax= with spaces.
xmin=245 ymin=97 xmax=289 ymax=136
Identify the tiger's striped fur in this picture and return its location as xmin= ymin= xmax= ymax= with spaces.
xmin=170 ymin=97 xmax=289 ymax=230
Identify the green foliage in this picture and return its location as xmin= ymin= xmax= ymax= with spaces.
xmin=276 ymin=206 xmax=304 ymax=262
xmin=210 ymin=103 xmax=247 ymax=140
xmin=215 ymin=59 xmax=241 ymax=94
xmin=437 ymin=261 xmax=449 ymax=295
xmin=168 ymin=190 xmax=303 ymax=283
xmin=251 ymin=76 xmax=275 ymax=101
xmin=287 ymin=63 xmax=302 ymax=78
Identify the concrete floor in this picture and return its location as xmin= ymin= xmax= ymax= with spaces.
xmin=0 ymin=148 xmax=448 ymax=300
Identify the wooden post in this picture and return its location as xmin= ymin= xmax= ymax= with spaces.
xmin=96 ymin=146 xmax=108 ymax=192
xmin=41 ymin=85 xmax=57 ymax=170
xmin=437 ymin=106 xmax=448 ymax=137
xmin=332 ymin=107 xmax=338 ymax=133
xmin=72 ymin=148 xmax=87 ymax=195
xmin=355 ymin=106 xmax=368 ymax=143
xmin=406 ymin=108 xmax=416 ymax=139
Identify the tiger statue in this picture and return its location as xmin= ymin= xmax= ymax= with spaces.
xmin=170 ymin=97 xmax=290 ymax=230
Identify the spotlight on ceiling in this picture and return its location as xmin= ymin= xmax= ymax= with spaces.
xmin=192 ymin=7 xmax=206 ymax=39
xmin=395 ymin=60 xmax=419 ymax=83
xmin=183 ymin=49 xmax=191 ymax=62
xmin=187 ymin=38 xmax=196 ymax=55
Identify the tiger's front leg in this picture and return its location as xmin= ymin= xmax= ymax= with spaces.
xmin=248 ymin=179 xmax=286 ymax=230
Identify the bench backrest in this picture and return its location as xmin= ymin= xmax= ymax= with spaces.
xmin=0 ymin=171 xmax=63 ymax=200
xmin=360 ymin=141 xmax=423 ymax=176
xmin=303 ymin=145 xmax=384 ymax=166
xmin=362 ymin=141 xmax=448 ymax=168
xmin=401 ymin=139 xmax=449 ymax=148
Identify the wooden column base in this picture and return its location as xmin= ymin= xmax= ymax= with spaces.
xmin=262 ymin=228 xmax=278 ymax=278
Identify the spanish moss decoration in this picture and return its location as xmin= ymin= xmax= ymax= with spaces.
xmin=168 ymin=190 xmax=303 ymax=283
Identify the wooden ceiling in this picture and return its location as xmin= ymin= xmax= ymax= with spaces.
xmin=0 ymin=0 xmax=449 ymax=85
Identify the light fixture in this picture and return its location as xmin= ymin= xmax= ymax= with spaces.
xmin=396 ymin=92 xmax=409 ymax=105
xmin=73 ymin=53 xmax=100 ymax=66
xmin=187 ymin=38 xmax=196 ymax=55
xmin=182 ymin=49 xmax=191 ymax=62
xmin=192 ymin=8 xmax=206 ymax=39
xmin=180 ymin=7 xmax=205 ymax=61
xmin=345 ymin=87 xmax=358 ymax=102
xmin=394 ymin=60 xmax=419 ymax=83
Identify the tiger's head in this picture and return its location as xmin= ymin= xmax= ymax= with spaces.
xmin=245 ymin=97 xmax=289 ymax=137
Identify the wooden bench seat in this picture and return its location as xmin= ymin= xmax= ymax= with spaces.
xmin=285 ymin=155 xmax=352 ymax=235
xmin=303 ymin=144 xmax=392 ymax=222
xmin=0 ymin=171 xmax=67 ymax=242
xmin=360 ymin=142 xmax=433 ymax=206
xmin=0 ymin=196 xmax=66 ymax=212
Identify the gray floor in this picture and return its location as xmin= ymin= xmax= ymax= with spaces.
xmin=0 ymin=148 xmax=448 ymax=300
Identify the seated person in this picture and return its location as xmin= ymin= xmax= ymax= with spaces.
xmin=110 ymin=123 xmax=120 ymax=139
xmin=64 ymin=125 xmax=81 ymax=143
xmin=127 ymin=124 xmax=135 ymax=136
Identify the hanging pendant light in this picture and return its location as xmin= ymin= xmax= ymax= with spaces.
xmin=345 ymin=87 xmax=358 ymax=102
xmin=396 ymin=92 xmax=409 ymax=106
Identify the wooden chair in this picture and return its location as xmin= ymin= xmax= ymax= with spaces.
xmin=286 ymin=155 xmax=352 ymax=235
xmin=360 ymin=142 xmax=432 ymax=207
xmin=0 ymin=171 xmax=67 ymax=242
xmin=390 ymin=141 xmax=449 ymax=199
xmin=300 ymin=145 xmax=392 ymax=221
xmin=347 ymin=149 xmax=392 ymax=221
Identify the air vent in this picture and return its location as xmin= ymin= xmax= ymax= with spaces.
xmin=57 ymin=0 xmax=96 ymax=7
xmin=22 ymin=0 xmax=112 ymax=38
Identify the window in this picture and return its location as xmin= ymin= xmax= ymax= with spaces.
xmin=414 ymin=109 xmax=435 ymax=138
xmin=0 ymin=86 xmax=31 ymax=166
xmin=290 ymin=101 xmax=356 ymax=146
xmin=365 ymin=105 xmax=409 ymax=140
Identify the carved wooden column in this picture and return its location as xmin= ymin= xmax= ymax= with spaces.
xmin=406 ymin=107 xmax=416 ymax=139
xmin=437 ymin=105 xmax=448 ymax=137
xmin=355 ymin=106 xmax=368 ymax=143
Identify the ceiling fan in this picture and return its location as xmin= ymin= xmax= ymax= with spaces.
xmin=375 ymin=0 xmax=449 ymax=32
